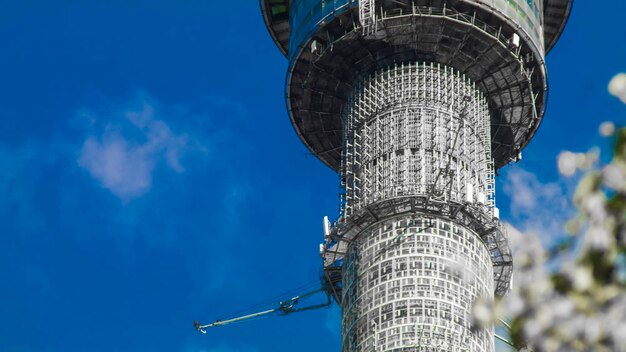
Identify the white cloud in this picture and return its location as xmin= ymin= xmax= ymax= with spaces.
xmin=78 ymin=98 xmax=190 ymax=200
xmin=501 ymin=168 xmax=573 ymax=243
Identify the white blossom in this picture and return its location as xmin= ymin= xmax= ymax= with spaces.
xmin=599 ymin=121 xmax=616 ymax=137
xmin=584 ymin=225 xmax=613 ymax=251
xmin=581 ymin=193 xmax=607 ymax=222
xmin=603 ymin=163 xmax=626 ymax=191
xmin=562 ymin=261 xmax=593 ymax=291
xmin=557 ymin=151 xmax=579 ymax=176
xmin=608 ymin=73 xmax=626 ymax=104
xmin=479 ymin=75 xmax=626 ymax=352
xmin=503 ymin=292 xmax=526 ymax=317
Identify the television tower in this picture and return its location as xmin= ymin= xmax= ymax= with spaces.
xmin=260 ymin=1 xmax=572 ymax=351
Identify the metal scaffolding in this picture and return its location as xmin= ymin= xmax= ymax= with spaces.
xmin=324 ymin=63 xmax=512 ymax=352
xmin=358 ymin=0 xmax=375 ymax=35
xmin=340 ymin=62 xmax=495 ymax=219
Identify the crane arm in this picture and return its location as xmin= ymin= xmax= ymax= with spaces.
xmin=194 ymin=308 xmax=278 ymax=333
xmin=194 ymin=288 xmax=331 ymax=334
xmin=282 ymin=289 xmax=332 ymax=314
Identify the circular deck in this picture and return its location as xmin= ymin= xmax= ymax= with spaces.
xmin=260 ymin=0 xmax=573 ymax=57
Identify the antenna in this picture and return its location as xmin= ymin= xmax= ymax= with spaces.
xmin=323 ymin=216 xmax=331 ymax=240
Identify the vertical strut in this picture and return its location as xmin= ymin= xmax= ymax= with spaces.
xmin=359 ymin=0 xmax=376 ymax=35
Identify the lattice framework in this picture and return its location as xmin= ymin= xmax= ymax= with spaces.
xmin=340 ymin=62 xmax=496 ymax=220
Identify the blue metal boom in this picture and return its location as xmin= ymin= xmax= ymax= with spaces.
xmin=194 ymin=288 xmax=332 ymax=334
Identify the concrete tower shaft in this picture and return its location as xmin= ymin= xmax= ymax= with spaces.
xmin=339 ymin=63 xmax=499 ymax=351
xmin=342 ymin=216 xmax=495 ymax=351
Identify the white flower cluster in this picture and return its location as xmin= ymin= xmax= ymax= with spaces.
xmin=489 ymin=174 xmax=626 ymax=351
xmin=609 ymin=73 xmax=626 ymax=104
xmin=475 ymin=73 xmax=626 ymax=352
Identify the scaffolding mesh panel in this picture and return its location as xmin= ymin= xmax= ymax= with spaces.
xmin=341 ymin=62 xmax=495 ymax=218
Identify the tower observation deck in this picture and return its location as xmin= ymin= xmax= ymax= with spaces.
xmin=261 ymin=1 xmax=572 ymax=351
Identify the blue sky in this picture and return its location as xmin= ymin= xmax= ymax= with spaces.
xmin=0 ymin=2 xmax=624 ymax=352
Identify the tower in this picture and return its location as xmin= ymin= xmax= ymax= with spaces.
xmin=260 ymin=1 xmax=572 ymax=351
